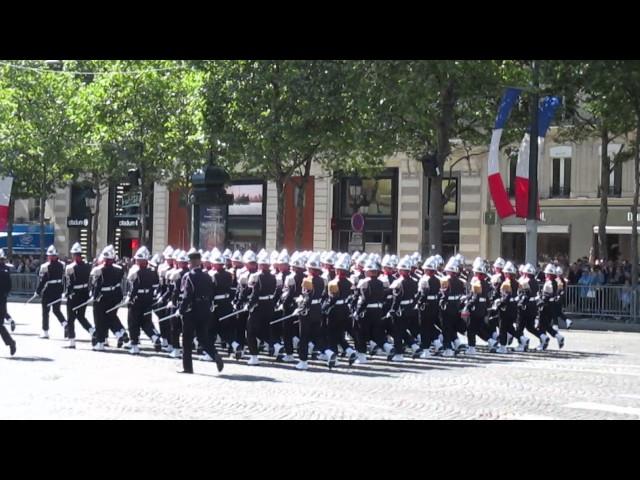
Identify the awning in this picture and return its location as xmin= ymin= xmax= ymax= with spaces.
xmin=593 ymin=226 xmax=640 ymax=235
xmin=501 ymin=225 xmax=570 ymax=234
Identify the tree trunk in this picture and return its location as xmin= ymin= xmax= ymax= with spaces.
xmin=428 ymin=80 xmax=455 ymax=255
xmin=631 ymin=119 xmax=639 ymax=290
xmin=598 ymin=127 xmax=609 ymax=261
xmin=39 ymin=194 xmax=45 ymax=263
xmin=92 ymin=182 xmax=101 ymax=260
xmin=139 ymin=185 xmax=147 ymax=246
xmin=7 ymin=197 xmax=14 ymax=257
xmin=276 ymin=179 xmax=286 ymax=250
xmin=294 ymin=157 xmax=313 ymax=250
xmin=428 ymin=176 xmax=443 ymax=254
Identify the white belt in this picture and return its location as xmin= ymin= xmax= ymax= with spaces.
xmin=478 ymin=298 xmax=486 ymax=302
xmin=214 ymin=294 xmax=230 ymax=300
xmin=101 ymin=286 xmax=119 ymax=292
xmin=529 ymin=298 xmax=537 ymax=302
xmin=73 ymin=284 xmax=89 ymax=289
xmin=47 ymin=280 xmax=62 ymax=284
xmin=334 ymin=300 xmax=345 ymax=305
xmin=311 ymin=299 xmax=321 ymax=305
xmin=386 ymin=295 xmax=393 ymax=299
xmin=509 ymin=298 xmax=518 ymax=302
xmin=366 ymin=303 xmax=382 ymax=309
xmin=400 ymin=299 xmax=413 ymax=305
xmin=258 ymin=295 xmax=274 ymax=300
xmin=137 ymin=289 xmax=152 ymax=294
xmin=447 ymin=295 xmax=461 ymax=300
xmin=426 ymin=295 xmax=437 ymax=300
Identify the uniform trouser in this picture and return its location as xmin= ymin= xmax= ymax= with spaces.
xmin=42 ymin=298 xmax=66 ymax=332
xmin=215 ymin=302 xmax=234 ymax=346
xmin=67 ymin=294 xmax=93 ymax=340
xmin=246 ymin=303 xmax=273 ymax=356
xmin=324 ymin=306 xmax=350 ymax=354
xmin=354 ymin=309 xmax=385 ymax=354
xmin=466 ymin=311 xmax=490 ymax=347
xmin=95 ymin=300 xmax=127 ymax=343
xmin=516 ymin=307 xmax=542 ymax=339
xmin=442 ymin=307 xmax=461 ymax=349
xmin=182 ymin=307 xmax=219 ymax=373
xmin=538 ymin=306 xmax=558 ymax=337
xmin=498 ymin=307 xmax=518 ymax=346
xmin=127 ymin=303 xmax=159 ymax=345
xmin=418 ymin=305 xmax=441 ymax=349
xmin=170 ymin=314 xmax=182 ymax=349
xmin=392 ymin=311 xmax=411 ymax=353
xmin=552 ymin=301 xmax=567 ymax=326
xmin=282 ymin=312 xmax=296 ymax=355
xmin=0 ymin=298 xmax=12 ymax=346
xmin=233 ymin=311 xmax=248 ymax=348
xmin=270 ymin=309 xmax=284 ymax=346
xmin=298 ymin=314 xmax=322 ymax=361
xmin=156 ymin=302 xmax=172 ymax=342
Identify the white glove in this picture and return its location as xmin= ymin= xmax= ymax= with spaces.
xmin=167 ymin=301 xmax=175 ymax=310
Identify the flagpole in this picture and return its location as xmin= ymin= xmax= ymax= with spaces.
xmin=525 ymin=60 xmax=540 ymax=266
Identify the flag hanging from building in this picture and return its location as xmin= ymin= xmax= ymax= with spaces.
xmin=0 ymin=177 xmax=13 ymax=231
xmin=514 ymin=96 xmax=562 ymax=218
xmin=488 ymin=88 xmax=521 ymax=219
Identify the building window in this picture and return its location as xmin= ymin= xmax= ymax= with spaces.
xmin=600 ymin=145 xmax=623 ymax=197
xmin=551 ymin=157 xmax=571 ymax=198
xmin=226 ymin=181 xmax=266 ymax=251
xmin=341 ymin=178 xmax=392 ymax=217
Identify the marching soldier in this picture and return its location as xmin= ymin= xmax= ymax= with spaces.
xmin=352 ymin=258 xmax=386 ymax=365
xmin=414 ymin=256 xmax=443 ymax=358
xmin=272 ymin=252 xmax=306 ymax=363
xmin=178 ymin=249 xmax=224 ymax=374
xmin=65 ymin=243 xmax=95 ymax=348
xmin=126 ymin=247 xmax=162 ymax=355
xmin=295 ymin=253 xmax=327 ymax=370
xmin=92 ymin=246 xmax=129 ymax=351
xmin=231 ymin=250 xmax=258 ymax=360
xmin=538 ymin=264 xmax=565 ymax=350
xmin=514 ymin=263 xmax=544 ymax=352
xmin=35 ymin=245 xmax=67 ymax=339
xmin=245 ymin=252 xmax=277 ymax=366
xmin=494 ymin=261 xmax=519 ymax=354
xmin=269 ymin=250 xmax=290 ymax=359
xmin=322 ymin=253 xmax=357 ymax=366
xmin=386 ymin=256 xmax=419 ymax=362
xmin=0 ymin=249 xmax=16 ymax=356
xmin=460 ymin=258 xmax=493 ymax=355
xmin=439 ymin=257 xmax=466 ymax=357
xmin=166 ymin=250 xmax=189 ymax=358
xmin=554 ymin=266 xmax=571 ymax=329
xmin=209 ymin=249 xmax=234 ymax=353
xmin=156 ymin=246 xmax=175 ymax=352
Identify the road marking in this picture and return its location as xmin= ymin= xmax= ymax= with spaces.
xmin=565 ymin=402 xmax=640 ymax=417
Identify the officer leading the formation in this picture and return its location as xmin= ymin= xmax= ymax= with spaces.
xmin=35 ymin=245 xmax=67 ymax=339
xmin=0 ymin=249 xmax=16 ymax=356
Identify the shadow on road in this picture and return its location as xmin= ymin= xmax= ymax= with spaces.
xmin=2 ymin=356 xmax=54 ymax=362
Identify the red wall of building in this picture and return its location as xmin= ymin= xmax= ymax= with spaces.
xmin=168 ymin=190 xmax=190 ymax=250
xmin=283 ymin=176 xmax=314 ymax=251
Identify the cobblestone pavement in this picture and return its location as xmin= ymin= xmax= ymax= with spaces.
xmin=2 ymin=303 xmax=640 ymax=419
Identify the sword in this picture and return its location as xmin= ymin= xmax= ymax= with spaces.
xmin=218 ymin=308 xmax=248 ymax=322
xmin=105 ymin=299 xmax=129 ymax=314
xmin=72 ymin=297 xmax=95 ymax=311
xmin=157 ymin=311 xmax=181 ymax=323
xmin=25 ymin=293 xmax=39 ymax=304
xmin=269 ymin=309 xmax=302 ymax=325
xmin=47 ymin=297 xmax=63 ymax=308
xmin=144 ymin=305 xmax=167 ymax=316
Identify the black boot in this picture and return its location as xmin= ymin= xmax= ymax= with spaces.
xmin=9 ymin=341 xmax=16 ymax=356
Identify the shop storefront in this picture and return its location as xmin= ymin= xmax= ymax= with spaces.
xmin=226 ymin=180 xmax=266 ymax=251
xmin=108 ymin=182 xmax=153 ymax=258
xmin=331 ymin=168 xmax=398 ymax=255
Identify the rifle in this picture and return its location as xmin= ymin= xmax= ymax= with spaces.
xmin=47 ymin=297 xmax=64 ymax=308
xmin=269 ymin=307 xmax=303 ymax=325
xmin=218 ymin=308 xmax=247 ymax=322
xmin=144 ymin=305 xmax=167 ymax=316
xmin=157 ymin=310 xmax=182 ymax=323
xmin=105 ymin=298 xmax=130 ymax=314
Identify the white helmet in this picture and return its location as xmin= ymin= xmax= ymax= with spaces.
xmin=150 ymin=253 xmax=162 ymax=267
xmin=323 ymin=251 xmax=337 ymax=266
xmin=454 ymin=253 xmax=465 ymax=265
xmin=46 ymin=245 xmax=58 ymax=256
xmin=201 ymin=251 xmax=211 ymax=262
xmin=364 ymin=258 xmax=381 ymax=272
xmin=210 ymin=249 xmax=225 ymax=264
xmin=277 ymin=249 xmax=290 ymax=264
xmin=422 ymin=256 xmax=438 ymax=271
xmin=101 ymin=246 xmax=115 ymax=260
xmin=270 ymin=250 xmax=279 ymax=264
xmin=544 ymin=264 xmax=557 ymax=275
xmin=186 ymin=247 xmax=200 ymax=259
xmin=70 ymin=242 xmax=83 ymax=255
xmin=397 ymin=256 xmax=413 ymax=271
xmin=257 ymin=252 xmax=271 ymax=265
xmin=176 ymin=250 xmax=189 ymax=263
xmin=0 ymin=249 xmax=5 ymax=260
xmin=162 ymin=246 xmax=175 ymax=258
xmin=556 ymin=266 xmax=564 ymax=276
xmin=171 ymin=249 xmax=182 ymax=261
xmin=503 ymin=261 xmax=517 ymax=275
xmin=433 ymin=254 xmax=444 ymax=268
xmin=472 ymin=257 xmax=488 ymax=274
xmin=290 ymin=252 xmax=305 ymax=269
xmin=306 ymin=252 xmax=323 ymax=270
xmin=243 ymin=250 xmax=257 ymax=264
xmin=231 ymin=250 xmax=243 ymax=262
xmin=134 ymin=246 xmax=150 ymax=260
xmin=444 ymin=257 xmax=459 ymax=273
xmin=222 ymin=248 xmax=232 ymax=260
xmin=523 ymin=263 xmax=536 ymax=275
xmin=356 ymin=253 xmax=368 ymax=268
xmin=493 ymin=257 xmax=506 ymax=269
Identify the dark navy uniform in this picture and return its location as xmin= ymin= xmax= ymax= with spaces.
xmin=0 ymin=262 xmax=15 ymax=354
xmin=440 ymin=274 xmax=466 ymax=351
xmin=417 ymin=273 xmax=442 ymax=351
xmin=36 ymin=259 xmax=66 ymax=333
xmin=65 ymin=260 xmax=94 ymax=340
xmin=388 ymin=274 xmax=418 ymax=355
xmin=322 ymin=276 xmax=353 ymax=356
xmin=246 ymin=269 xmax=277 ymax=356
xmin=462 ymin=275 xmax=491 ymax=348
xmin=354 ymin=275 xmax=386 ymax=354
xmin=210 ymin=268 xmax=234 ymax=347
xmin=297 ymin=273 xmax=325 ymax=362
xmin=92 ymin=262 xmax=128 ymax=346
xmin=127 ymin=265 xmax=161 ymax=347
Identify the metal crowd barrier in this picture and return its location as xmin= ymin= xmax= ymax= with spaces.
xmin=563 ymin=284 xmax=640 ymax=321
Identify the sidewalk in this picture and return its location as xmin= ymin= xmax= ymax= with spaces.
xmin=566 ymin=317 xmax=640 ymax=333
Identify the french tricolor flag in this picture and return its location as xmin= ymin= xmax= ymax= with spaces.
xmin=488 ymin=88 xmax=521 ymax=218
xmin=0 ymin=177 xmax=13 ymax=231
xmin=514 ymin=96 xmax=562 ymax=218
